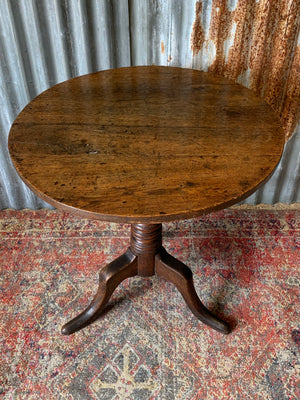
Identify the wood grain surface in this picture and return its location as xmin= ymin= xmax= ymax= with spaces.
xmin=8 ymin=66 xmax=285 ymax=223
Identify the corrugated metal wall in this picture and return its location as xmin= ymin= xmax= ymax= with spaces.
xmin=0 ymin=0 xmax=299 ymax=210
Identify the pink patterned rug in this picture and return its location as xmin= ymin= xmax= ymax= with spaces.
xmin=0 ymin=208 xmax=299 ymax=399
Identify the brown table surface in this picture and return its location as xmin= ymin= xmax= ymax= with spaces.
xmin=9 ymin=66 xmax=284 ymax=223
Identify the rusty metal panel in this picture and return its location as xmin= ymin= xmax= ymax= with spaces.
xmin=0 ymin=0 xmax=299 ymax=210
xmin=190 ymin=0 xmax=300 ymax=141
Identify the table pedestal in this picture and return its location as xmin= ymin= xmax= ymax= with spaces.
xmin=61 ymin=224 xmax=230 ymax=335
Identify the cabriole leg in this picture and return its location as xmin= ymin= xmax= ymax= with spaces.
xmin=61 ymin=249 xmax=138 ymax=335
xmin=155 ymin=248 xmax=231 ymax=334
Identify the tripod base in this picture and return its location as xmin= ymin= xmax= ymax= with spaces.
xmin=61 ymin=224 xmax=230 ymax=335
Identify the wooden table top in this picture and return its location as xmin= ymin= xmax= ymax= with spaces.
xmin=9 ymin=66 xmax=285 ymax=223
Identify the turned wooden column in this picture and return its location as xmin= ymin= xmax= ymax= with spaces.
xmin=130 ymin=224 xmax=162 ymax=276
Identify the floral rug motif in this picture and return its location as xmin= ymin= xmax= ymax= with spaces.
xmin=0 ymin=208 xmax=299 ymax=399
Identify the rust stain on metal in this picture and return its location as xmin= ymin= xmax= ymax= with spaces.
xmin=207 ymin=0 xmax=234 ymax=75
xmin=252 ymin=0 xmax=300 ymax=140
xmin=280 ymin=43 xmax=300 ymax=138
xmin=191 ymin=0 xmax=300 ymax=140
xmin=161 ymin=41 xmax=165 ymax=55
xmin=191 ymin=1 xmax=205 ymax=56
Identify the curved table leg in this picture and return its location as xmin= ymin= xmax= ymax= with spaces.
xmin=155 ymin=249 xmax=230 ymax=334
xmin=61 ymin=248 xmax=138 ymax=335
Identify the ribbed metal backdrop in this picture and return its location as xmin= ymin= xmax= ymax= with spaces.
xmin=0 ymin=0 xmax=299 ymax=210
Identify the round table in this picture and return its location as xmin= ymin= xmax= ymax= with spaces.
xmin=8 ymin=66 xmax=284 ymax=335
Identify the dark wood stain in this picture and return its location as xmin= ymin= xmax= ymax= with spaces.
xmin=9 ymin=66 xmax=284 ymax=223
xmin=61 ymin=223 xmax=231 ymax=335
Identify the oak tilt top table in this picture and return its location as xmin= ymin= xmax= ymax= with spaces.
xmin=9 ymin=66 xmax=284 ymax=335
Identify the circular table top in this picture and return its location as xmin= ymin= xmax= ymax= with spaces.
xmin=9 ymin=66 xmax=285 ymax=223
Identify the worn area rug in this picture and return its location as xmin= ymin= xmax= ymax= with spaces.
xmin=0 ymin=208 xmax=299 ymax=399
